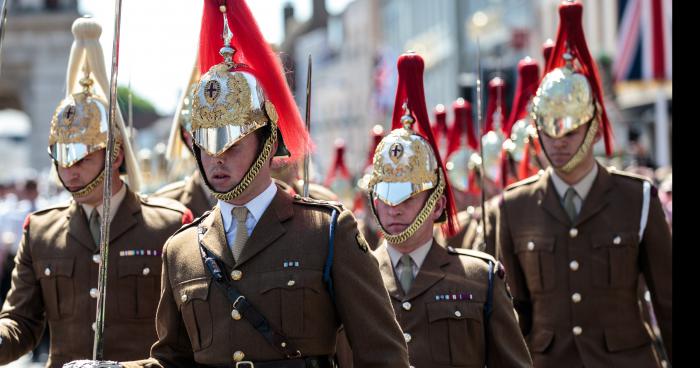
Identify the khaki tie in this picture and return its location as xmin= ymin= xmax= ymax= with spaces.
xmin=398 ymin=254 xmax=415 ymax=294
xmin=563 ymin=187 xmax=579 ymax=222
xmin=88 ymin=210 xmax=101 ymax=247
xmin=231 ymin=206 xmax=250 ymax=262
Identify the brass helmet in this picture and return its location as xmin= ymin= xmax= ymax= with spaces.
xmin=49 ymin=17 xmax=141 ymax=196
xmin=368 ymin=52 xmax=458 ymax=245
xmin=357 ymin=124 xmax=385 ymax=192
xmin=164 ymin=60 xmax=200 ymax=181
xmin=531 ymin=0 xmax=613 ymax=173
xmin=445 ymin=98 xmax=477 ymax=193
xmin=191 ymin=0 xmax=309 ymax=201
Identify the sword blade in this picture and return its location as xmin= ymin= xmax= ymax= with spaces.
xmin=303 ymin=54 xmax=312 ymax=197
xmin=0 ymin=0 xmax=10 ymax=75
xmin=93 ymin=0 xmax=123 ymax=360
xmin=475 ymin=37 xmax=488 ymax=250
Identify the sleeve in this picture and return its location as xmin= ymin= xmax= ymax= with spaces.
xmin=495 ymin=200 xmax=532 ymax=336
xmin=123 ymin=242 xmax=196 ymax=368
xmin=0 ymin=220 xmax=46 ymax=364
xmin=638 ymin=193 xmax=672 ymax=363
xmin=330 ymin=209 xmax=409 ymax=368
xmin=485 ymin=272 xmax=533 ymax=368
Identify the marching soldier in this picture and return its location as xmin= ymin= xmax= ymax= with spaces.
xmin=323 ymin=139 xmax=355 ymax=206
xmin=353 ymin=124 xmax=385 ymax=251
xmin=496 ymin=1 xmax=672 ymax=366
xmin=341 ymin=51 xmax=532 ymax=368
xmin=122 ymin=1 xmax=408 ymax=367
xmin=0 ymin=18 xmax=192 ymax=367
xmin=154 ymin=62 xmax=217 ymax=217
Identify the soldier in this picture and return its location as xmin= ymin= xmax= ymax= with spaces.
xmin=342 ymin=51 xmax=532 ymax=368
xmin=0 ymin=18 xmax=192 ymax=367
xmin=496 ymin=1 xmax=672 ymax=367
xmin=154 ymin=62 xmax=217 ymax=217
xmin=323 ymin=139 xmax=354 ymax=206
xmin=353 ymin=124 xmax=385 ymax=251
xmin=122 ymin=1 xmax=408 ymax=367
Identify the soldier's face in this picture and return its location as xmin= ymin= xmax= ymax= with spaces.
xmin=56 ymin=148 xmax=123 ymax=204
xmin=374 ymin=190 xmax=445 ymax=240
xmin=539 ymin=123 xmax=588 ymax=168
xmin=200 ymin=132 xmax=261 ymax=192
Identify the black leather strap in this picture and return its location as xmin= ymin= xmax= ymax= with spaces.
xmin=197 ymin=225 xmax=302 ymax=359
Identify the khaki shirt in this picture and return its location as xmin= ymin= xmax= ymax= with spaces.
xmin=497 ymin=164 xmax=672 ymax=367
xmin=0 ymin=189 xmax=190 ymax=367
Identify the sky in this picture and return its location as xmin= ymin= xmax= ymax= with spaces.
xmin=77 ymin=0 xmax=354 ymax=115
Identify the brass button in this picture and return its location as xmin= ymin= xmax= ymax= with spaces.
xmin=527 ymin=241 xmax=535 ymax=251
xmin=569 ymin=228 xmax=579 ymax=238
xmin=142 ymin=267 xmax=151 ymax=276
xmin=90 ymin=288 xmax=99 ymax=298
xmin=287 ymin=280 xmax=296 ymax=287
xmin=571 ymin=293 xmax=582 ymax=303
xmin=573 ymin=326 xmax=582 ymax=335
xmin=402 ymin=302 xmax=412 ymax=311
xmin=92 ymin=254 xmax=101 ymax=264
xmin=454 ymin=310 xmax=462 ymax=317
xmin=181 ymin=294 xmax=188 ymax=302
xmin=230 ymin=270 xmax=242 ymax=281
xmin=613 ymin=235 xmax=622 ymax=245
xmin=233 ymin=351 xmax=245 ymax=362
xmin=44 ymin=267 xmax=51 ymax=276
xmin=403 ymin=332 xmax=412 ymax=343
xmin=569 ymin=260 xmax=579 ymax=271
xmin=231 ymin=309 xmax=241 ymax=320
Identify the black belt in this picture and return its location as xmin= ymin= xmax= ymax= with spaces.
xmin=209 ymin=355 xmax=334 ymax=368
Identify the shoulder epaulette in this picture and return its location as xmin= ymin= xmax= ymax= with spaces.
xmin=505 ymin=172 xmax=542 ymax=191
xmin=609 ymin=168 xmax=654 ymax=184
xmin=292 ymin=194 xmax=344 ymax=212
xmin=31 ymin=200 xmax=72 ymax=216
xmin=447 ymin=246 xmax=505 ymax=279
xmin=153 ymin=180 xmax=186 ymax=195
xmin=141 ymin=195 xmax=188 ymax=213
xmin=172 ymin=209 xmax=211 ymax=237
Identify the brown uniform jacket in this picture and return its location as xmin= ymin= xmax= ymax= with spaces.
xmin=128 ymin=186 xmax=409 ymax=367
xmin=155 ymin=170 xmax=215 ymax=218
xmin=434 ymin=206 xmax=478 ymax=250
xmin=0 ymin=189 xmax=190 ymax=367
xmin=369 ymin=241 xmax=531 ymax=368
xmin=497 ymin=164 xmax=672 ymax=367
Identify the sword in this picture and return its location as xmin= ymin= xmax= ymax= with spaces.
xmin=302 ymin=54 xmax=312 ymax=197
xmin=475 ymin=37 xmax=488 ymax=252
xmin=127 ymin=77 xmax=134 ymax=147
xmin=0 ymin=0 xmax=9 ymax=75
xmin=93 ymin=0 xmax=123 ymax=360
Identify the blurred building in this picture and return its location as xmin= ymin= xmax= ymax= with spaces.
xmin=288 ymin=0 xmax=381 ymax=177
xmin=0 ymin=0 xmax=79 ymax=172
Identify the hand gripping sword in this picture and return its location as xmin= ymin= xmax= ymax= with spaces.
xmin=302 ymin=54 xmax=312 ymax=197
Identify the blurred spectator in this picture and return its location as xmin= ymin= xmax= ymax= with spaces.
xmin=627 ymin=129 xmax=657 ymax=169
xmin=658 ymin=173 xmax=672 ymax=231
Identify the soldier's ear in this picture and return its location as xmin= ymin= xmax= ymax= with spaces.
xmin=112 ymin=148 xmax=125 ymax=172
xmin=433 ymin=194 xmax=447 ymax=222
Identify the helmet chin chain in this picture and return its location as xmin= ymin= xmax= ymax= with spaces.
xmin=543 ymin=119 xmax=598 ymax=174
xmin=57 ymin=142 xmax=122 ymax=198
xmin=370 ymin=170 xmax=446 ymax=246
xmin=198 ymin=122 xmax=278 ymax=202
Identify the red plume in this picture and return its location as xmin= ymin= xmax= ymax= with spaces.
xmin=391 ymin=52 xmax=458 ymax=237
xmin=432 ymin=104 xmax=448 ymax=153
xmin=546 ymin=0 xmax=613 ymax=156
xmin=324 ymin=139 xmax=350 ymax=186
xmin=198 ymin=0 xmax=310 ymax=160
xmin=446 ymin=98 xmax=477 ymax=156
xmin=366 ymin=124 xmax=384 ymax=168
xmin=542 ymin=38 xmax=555 ymax=66
xmin=518 ymin=139 xmax=533 ymax=179
xmin=505 ymin=58 xmax=540 ymax=137
xmin=484 ymin=77 xmax=508 ymax=135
